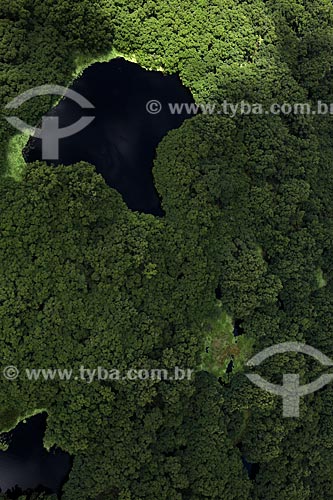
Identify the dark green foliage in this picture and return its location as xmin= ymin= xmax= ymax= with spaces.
xmin=1 ymin=0 xmax=333 ymax=498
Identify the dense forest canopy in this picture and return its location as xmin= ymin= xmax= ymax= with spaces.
xmin=1 ymin=0 xmax=333 ymax=498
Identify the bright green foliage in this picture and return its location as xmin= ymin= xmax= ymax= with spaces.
xmin=201 ymin=303 xmax=254 ymax=379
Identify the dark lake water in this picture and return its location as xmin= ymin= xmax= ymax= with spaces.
xmin=0 ymin=413 xmax=71 ymax=498
xmin=25 ymin=58 xmax=195 ymax=215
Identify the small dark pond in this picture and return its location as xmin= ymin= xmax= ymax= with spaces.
xmin=226 ymin=359 xmax=234 ymax=374
xmin=0 ymin=413 xmax=72 ymax=498
xmin=25 ymin=58 xmax=195 ymax=216
xmin=233 ymin=320 xmax=244 ymax=337
xmin=242 ymin=456 xmax=259 ymax=480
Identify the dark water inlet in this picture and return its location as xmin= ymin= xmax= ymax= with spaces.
xmin=0 ymin=413 xmax=72 ymax=498
xmin=25 ymin=58 xmax=195 ymax=215
xmin=226 ymin=359 xmax=234 ymax=374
